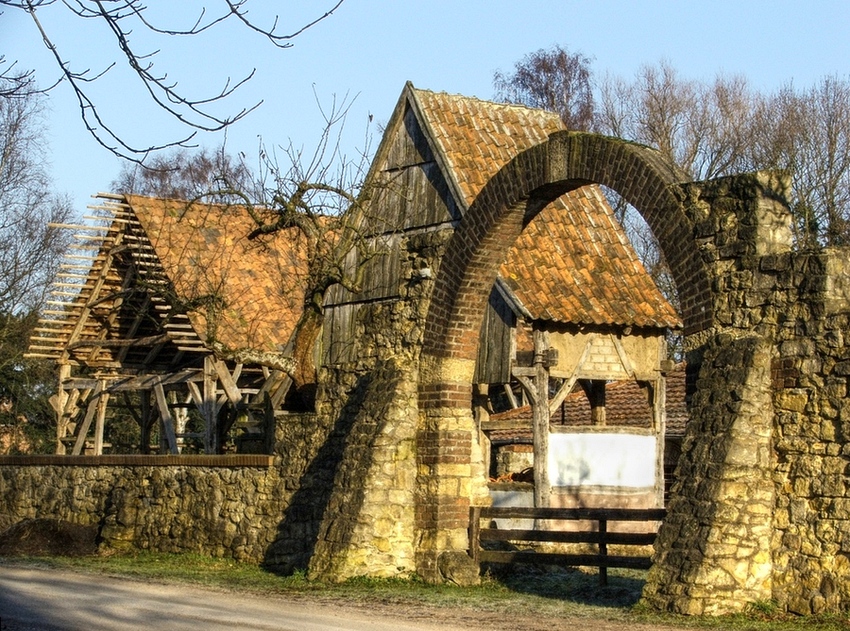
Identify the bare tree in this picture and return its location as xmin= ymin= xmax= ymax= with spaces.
xmin=493 ymin=45 xmax=595 ymax=130
xmin=112 ymin=144 xmax=259 ymax=201
xmin=0 ymin=81 xmax=73 ymax=448
xmin=1 ymin=0 xmax=345 ymax=160
xmin=0 ymin=84 xmax=73 ymax=331
xmin=597 ymin=63 xmax=850 ymax=247
xmin=748 ymin=77 xmax=850 ymax=247
xmin=597 ymin=61 xmax=755 ymax=181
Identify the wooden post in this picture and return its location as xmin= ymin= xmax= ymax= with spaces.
xmin=140 ymin=391 xmax=152 ymax=454
xmin=72 ymin=381 xmax=104 ymax=455
xmin=473 ymin=383 xmax=492 ymax=478
xmin=598 ymin=518 xmax=608 ymax=586
xmin=532 ymin=328 xmax=551 ymax=509
xmin=54 ymin=364 xmax=72 ymax=454
xmin=586 ymin=380 xmax=607 ymax=426
xmin=153 ymin=382 xmax=179 ymax=454
xmin=93 ymin=381 xmax=109 ymax=455
xmin=204 ymin=356 xmax=218 ymax=454
xmin=468 ymin=506 xmax=482 ymax=566
xmin=654 ymin=376 xmax=667 ymax=507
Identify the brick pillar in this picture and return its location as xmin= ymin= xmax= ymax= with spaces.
xmin=416 ymin=356 xmax=489 ymax=584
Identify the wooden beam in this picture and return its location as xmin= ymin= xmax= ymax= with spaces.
xmin=612 ymin=336 xmax=636 ymax=379
xmin=68 ymin=333 xmax=170 ymax=350
xmin=60 ymin=228 xmax=127 ymax=363
xmin=54 ymin=365 xmax=72 ymax=454
xmin=503 ymin=383 xmax=519 ymax=409
xmin=548 ymin=373 xmax=579 ymax=416
xmin=93 ymin=388 xmax=110 ymax=455
xmin=153 ymin=382 xmax=179 ymax=454
xmin=72 ymin=381 xmax=104 ymax=455
xmin=269 ymin=374 xmax=293 ymax=409
xmin=531 ymin=329 xmax=551 ymax=509
xmin=212 ymin=359 xmax=243 ymax=406
xmin=204 ymin=356 xmax=220 ymax=453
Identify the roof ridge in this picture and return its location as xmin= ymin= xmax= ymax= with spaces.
xmin=408 ymin=85 xmax=567 ymax=125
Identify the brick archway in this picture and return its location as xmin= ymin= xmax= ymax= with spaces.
xmin=416 ymin=131 xmax=710 ymax=579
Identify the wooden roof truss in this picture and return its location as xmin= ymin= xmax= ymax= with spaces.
xmin=27 ymin=194 xmax=292 ymax=456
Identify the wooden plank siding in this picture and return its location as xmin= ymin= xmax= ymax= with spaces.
xmin=474 ymin=287 xmax=516 ymax=385
xmin=322 ymin=302 xmax=364 ymax=366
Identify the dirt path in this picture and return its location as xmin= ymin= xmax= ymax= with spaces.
xmin=0 ymin=565 xmax=683 ymax=631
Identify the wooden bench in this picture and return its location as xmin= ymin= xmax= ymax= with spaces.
xmin=468 ymin=506 xmax=666 ymax=585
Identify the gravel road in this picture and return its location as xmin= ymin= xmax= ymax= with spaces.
xmin=0 ymin=565 xmax=681 ymax=631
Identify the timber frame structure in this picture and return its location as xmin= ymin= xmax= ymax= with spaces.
xmin=27 ymin=193 xmax=308 ymax=455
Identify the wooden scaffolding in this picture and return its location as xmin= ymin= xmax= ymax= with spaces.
xmin=26 ymin=193 xmax=307 ymax=455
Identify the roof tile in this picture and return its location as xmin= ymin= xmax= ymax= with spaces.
xmin=127 ymin=195 xmax=308 ymax=352
xmin=410 ymin=88 xmax=681 ymax=329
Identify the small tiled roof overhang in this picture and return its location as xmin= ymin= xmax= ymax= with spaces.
xmin=500 ymin=187 xmax=682 ymax=329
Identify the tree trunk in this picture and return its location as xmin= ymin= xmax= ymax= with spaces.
xmin=291 ymin=307 xmax=323 ymax=407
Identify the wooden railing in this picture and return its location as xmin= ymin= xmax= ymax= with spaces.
xmin=468 ymin=506 xmax=666 ymax=585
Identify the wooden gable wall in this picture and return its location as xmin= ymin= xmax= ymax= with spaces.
xmin=322 ymin=101 xmax=461 ymax=366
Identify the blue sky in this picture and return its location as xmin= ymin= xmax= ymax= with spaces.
xmin=4 ymin=0 xmax=850 ymax=214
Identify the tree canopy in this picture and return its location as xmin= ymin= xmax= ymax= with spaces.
xmin=496 ymin=47 xmax=850 ymax=248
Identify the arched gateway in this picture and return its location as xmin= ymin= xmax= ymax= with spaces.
xmin=416 ymin=129 xmax=709 ymax=572
xmin=417 ymin=125 xmax=850 ymax=615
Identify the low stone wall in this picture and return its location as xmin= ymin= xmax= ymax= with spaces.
xmin=0 ymin=413 xmax=328 ymax=565
xmin=0 ymin=456 xmax=281 ymax=561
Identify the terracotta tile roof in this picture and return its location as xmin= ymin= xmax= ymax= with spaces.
xmin=126 ymin=195 xmax=308 ymax=352
xmin=487 ymin=364 xmax=688 ymax=442
xmin=409 ymin=87 xmax=681 ymax=330
xmin=501 ymin=188 xmax=682 ymax=328
xmin=411 ymin=88 xmax=565 ymax=209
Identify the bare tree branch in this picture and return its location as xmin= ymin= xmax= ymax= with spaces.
xmin=1 ymin=0 xmax=346 ymax=160
xmin=494 ymin=45 xmax=595 ymax=131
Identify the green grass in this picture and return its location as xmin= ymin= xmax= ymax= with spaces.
xmin=5 ymin=553 xmax=850 ymax=630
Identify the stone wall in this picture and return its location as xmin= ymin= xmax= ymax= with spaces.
xmin=0 ymin=412 xmax=335 ymax=564
xmin=642 ymin=172 xmax=850 ymax=615
xmin=769 ymin=250 xmax=850 ymax=615
xmin=1 ymin=457 xmax=281 ymax=560
xmin=642 ymin=335 xmax=776 ymax=614
xmin=294 ymin=229 xmax=452 ymax=582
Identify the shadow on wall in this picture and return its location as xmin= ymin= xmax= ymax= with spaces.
xmin=642 ymin=335 xmax=773 ymax=612
xmin=262 ymin=359 xmax=405 ymax=577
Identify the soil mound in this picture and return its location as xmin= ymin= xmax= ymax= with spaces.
xmin=0 ymin=519 xmax=98 ymax=557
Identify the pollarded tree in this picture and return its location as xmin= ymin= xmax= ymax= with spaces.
xmin=213 ymin=103 xmax=382 ymax=397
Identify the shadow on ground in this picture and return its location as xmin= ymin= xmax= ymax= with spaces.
xmin=0 ymin=519 xmax=98 ymax=557
xmin=485 ymin=563 xmax=645 ymax=608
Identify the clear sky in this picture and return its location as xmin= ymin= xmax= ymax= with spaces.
xmin=4 ymin=0 xmax=850 ymax=215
